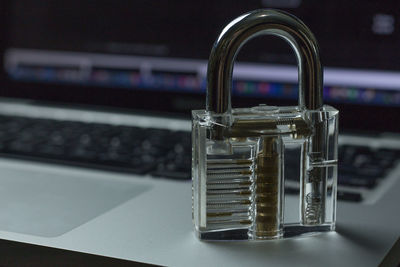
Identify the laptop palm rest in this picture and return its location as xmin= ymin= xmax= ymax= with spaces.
xmin=0 ymin=159 xmax=151 ymax=237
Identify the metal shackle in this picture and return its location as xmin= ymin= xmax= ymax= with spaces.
xmin=206 ymin=9 xmax=323 ymax=114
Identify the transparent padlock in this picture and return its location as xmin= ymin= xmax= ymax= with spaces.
xmin=192 ymin=9 xmax=339 ymax=240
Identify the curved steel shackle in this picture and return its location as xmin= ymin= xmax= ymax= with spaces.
xmin=206 ymin=9 xmax=323 ymax=114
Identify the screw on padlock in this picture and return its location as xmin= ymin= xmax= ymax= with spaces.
xmin=192 ymin=9 xmax=339 ymax=240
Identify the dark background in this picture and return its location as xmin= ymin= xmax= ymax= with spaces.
xmin=0 ymin=0 xmax=399 ymax=132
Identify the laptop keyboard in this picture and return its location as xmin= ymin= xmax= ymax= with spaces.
xmin=0 ymin=115 xmax=398 ymax=202
xmin=0 ymin=115 xmax=192 ymax=179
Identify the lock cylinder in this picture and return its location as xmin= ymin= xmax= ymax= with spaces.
xmin=250 ymin=136 xmax=283 ymax=239
xmin=192 ymin=9 xmax=338 ymax=241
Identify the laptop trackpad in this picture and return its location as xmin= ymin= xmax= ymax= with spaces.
xmin=0 ymin=159 xmax=151 ymax=237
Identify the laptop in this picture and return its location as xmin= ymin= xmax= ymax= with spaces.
xmin=0 ymin=1 xmax=399 ymax=266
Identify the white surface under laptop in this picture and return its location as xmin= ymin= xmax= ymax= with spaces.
xmin=0 ymin=101 xmax=399 ymax=267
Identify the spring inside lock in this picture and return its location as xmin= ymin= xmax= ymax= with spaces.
xmin=205 ymin=158 xmax=254 ymax=228
xmin=304 ymin=193 xmax=322 ymax=224
xmin=302 ymin=162 xmax=326 ymax=225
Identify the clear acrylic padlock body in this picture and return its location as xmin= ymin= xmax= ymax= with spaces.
xmin=192 ymin=105 xmax=338 ymax=240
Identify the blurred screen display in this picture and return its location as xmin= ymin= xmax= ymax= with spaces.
xmin=4 ymin=0 xmax=400 ymax=106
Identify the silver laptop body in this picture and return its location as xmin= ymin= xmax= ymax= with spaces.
xmin=0 ymin=1 xmax=399 ymax=266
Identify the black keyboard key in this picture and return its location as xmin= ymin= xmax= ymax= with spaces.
xmin=8 ymin=141 xmax=36 ymax=154
xmin=375 ymin=148 xmax=400 ymax=168
xmin=340 ymin=163 xmax=384 ymax=177
xmin=337 ymin=191 xmax=362 ymax=202
xmin=337 ymin=144 xmax=395 ymax=189
xmin=68 ymin=148 xmax=98 ymax=161
xmin=338 ymin=173 xmax=377 ymax=188
xmin=339 ymin=145 xmax=357 ymax=165
xmin=151 ymin=152 xmax=191 ymax=180
xmin=151 ymin=168 xmax=191 ymax=180
xmin=357 ymin=164 xmax=385 ymax=178
xmin=339 ymin=145 xmax=373 ymax=166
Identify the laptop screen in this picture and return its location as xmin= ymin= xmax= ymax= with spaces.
xmin=1 ymin=1 xmax=399 ymax=131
